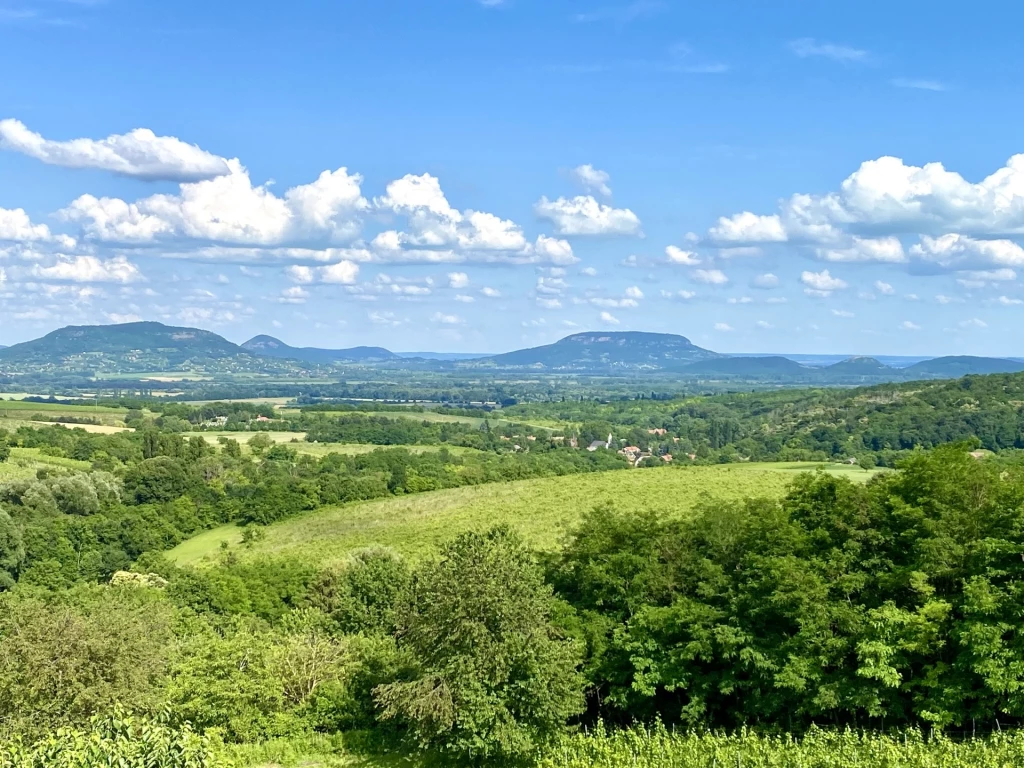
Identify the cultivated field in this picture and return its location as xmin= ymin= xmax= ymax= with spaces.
xmin=182 ymin=431 xmax=482 ymax=457
xmin=169 ymin=462 xmax=881 ymax=567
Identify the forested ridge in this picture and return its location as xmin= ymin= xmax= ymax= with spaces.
xmin=506 ymin=371 xmax=1024 ymax=464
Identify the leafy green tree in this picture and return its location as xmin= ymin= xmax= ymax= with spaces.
xmin=375 ymin=526 xmax=584 ymax=763
xmin=0 ymin=509 xmax=25 ymax=589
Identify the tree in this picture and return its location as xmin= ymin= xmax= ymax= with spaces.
xmin=375 ymin=527 xmax=584 ymax=762
xmin=0 ymin=442 xmax=10 ymax=463
xmin=248 ymin=432 xmax=274 ymax=456
xmin=0 ymin=509 xmax=25 ymax=589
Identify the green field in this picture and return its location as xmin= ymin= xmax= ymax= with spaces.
xmin=169 ymin=462 xmax=881 ymax=568
xmin=0 ymin=399 xmax=129 ymax=428
xmin=0 ymin=447 xmax=93 ymax=480
xmin=279 ymin=408 xmax=567 ymax=432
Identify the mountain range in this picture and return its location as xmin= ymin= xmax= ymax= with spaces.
xmin=0 ymin=322 xmax=1022 ymax=382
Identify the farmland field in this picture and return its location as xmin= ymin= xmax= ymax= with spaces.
xmin=0 ymin=399 xmax=129 ymax=427
xmin=279 ymin=407 xmax=568 ymax=432
xmin=168 ymin=461 xmax=881 ymax=567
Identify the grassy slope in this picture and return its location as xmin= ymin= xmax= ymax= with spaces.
xmin=182 ymin=432 xmax=482 ymax=457
xmin=169 ymin=462 xmax=880 ymax=568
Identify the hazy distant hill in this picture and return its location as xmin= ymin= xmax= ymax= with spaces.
xmin=822 ymin=356 xmax=897 ymax=376
xmin=473 ymin=331 xmax=721 ymax=371
xmin=903 ymin=356 xmax=1024 ymax=377
xmin=682 ymin=356 xmax=812 ymax=377
xmin=241 ymin=335 xmax=398 ymax=363
xmin=0 ymin=322 xmax=245 ymax=370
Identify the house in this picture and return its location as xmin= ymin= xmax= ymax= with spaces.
xmin=647 ymin=428 xmax=667 ymax=436
xmin=255 ymin=415 xmax=272 ymax=423
xmin=587 ymin=440 xmax=607 ymax=452
xmin=662 ymin=454 xmax=673 ymax=463
xmin=619 ymin=446 xmax=642 ymax=461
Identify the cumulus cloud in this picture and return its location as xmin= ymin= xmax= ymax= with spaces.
xmin=0 ymin=206 xmax=75 ymax=248
xmin=570 ymin=164 xmax=612 ymax=196
xmin=709 ymin=154 xmax=1024 ymax=252
xmin=692 ymin=268 xmax=729 ymax=285
xmin=875 ymin=280 xmax=895 ymax=295
xmin=31 ymin=255 xmax=142 ymax=283
xmin=537 ymin=297 xmax=562 ymax=309
xmin=448 ymin=271 xmax=470 ymax=288
xmin=900 ymin=320 xmax=922 ymax=331
xmin=624 ymin=285 xmax=644 ymax=299
xmin=599 ymin=311 xmax=620 ymax=325
xmin=714 ymin=322 xmax=734 ymax=332
xmin=661 ymin=289 xmax=696 ymax=301
xmin=534 ymin=195 xmax=642 ymax=236
xmin=480 ymin=286 xmax=501 ymax=297
xmin=0 ymin=118 xmax=232 ymax=182
xmin=910 ymin=234 xmax=1024 ymax=268
xmin=278 ymin=286 xmax=308 ymax=304
xmin=283 ymin=260 xmax=359 ymax=285
xmin=665 ymin=245 xmax=701 ymax=265
xmin=816 ymin=236 xmax=906 ymax=263
xmin=533 ymin=234 xmax=578 ymax=264
xmin=801 ymin=269 xmax=848 ymax=296
xmin=61 ymin=159 xmax=367 ymax=245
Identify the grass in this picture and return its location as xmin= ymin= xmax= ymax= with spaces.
xmin=0 ymin=447 xmax=93 ymax=481
xmin=0 ymin=400 xmax=129 ymax=428
xmin=168 ymin=462 xmax=882 ymax=568
xmin=279 ymin=408 xmax=567 ymax=433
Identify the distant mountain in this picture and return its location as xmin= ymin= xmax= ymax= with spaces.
xmin=241 ymin=335 xmax=398 ymax=363
xmin=397 ymin=351 xmax=492 ymax=361
xmin=0 ymin=322 xmax=244 ymax=370
xmin=683 ymin=356 xmax=813 ymax=377
xmin=471 ymin=332 xmax=721 ymax=371
xmin=903 ymin=356 xmax=1024 ymax=377
xmin=822 ymin=356 xmax=897 ymax=376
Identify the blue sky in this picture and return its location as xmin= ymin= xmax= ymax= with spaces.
xmin=3 ymin=0 xmax=1024 ymax=355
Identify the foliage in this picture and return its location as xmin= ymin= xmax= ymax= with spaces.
xmin=0 ymin=585 xmax=175 ymax=738
xmin=375 ymin=527 xmax=585 ymax=762
xmin=0 ymin=711 xmax=223 ymax=768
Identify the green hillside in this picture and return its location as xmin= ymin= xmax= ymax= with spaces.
xmin=168 ymin=462 xmax=878 ymax=567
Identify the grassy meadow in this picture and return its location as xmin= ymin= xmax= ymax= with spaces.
xmin=169 ymin=461 xmax=881 ymax=567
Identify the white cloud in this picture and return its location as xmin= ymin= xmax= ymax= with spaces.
xmin=752 ymin=273 xmax=779 ymax=289
xmin=661 ymin=289 xmax=696 ymax=300
xmin=448 ymin=271 xmax=470 ymax=288
xmin=284 ymin=260 xmax=359 ymax=285
xmin=31 ymin=254 xmax=142 ymax=283
xmin=368 ymin=311 xmax=403 ymax=326
xmin=533 ymin=234 xmax=578 ymax=264
xmin=431 ymin=312 xmax=463 ymax=325
xmin=0 ymin=118 xmax=232 ymax=182
xmin=376 ymin=173 xmax=527 ymax=251
xmin=319 ymin=260 xmax=360 ymax=284
xmin=0 ymin=206 xmax=75 ymax=248
xmin=960 ymin=317 xmax=987 ymax=328
xmin=590 ymin=297 xmax=639 ymax=308
xmin=692 ymin=268 xmax=729 ymax=285
xmin=534 ymin=195 xmax=642 ymax=236
xmin=455 ymin=294 xmax=475 ymax=303
xmin=537 ymin=297 xmax=563 ymax=309
xmin=570 ymin=164 xmax=612 ymax=196
xmin=665 ymin=245 xmax=701 ymax=265
xmin=278 ymin=286 xmax=308 ymax=304
xmin=892 ymin=78 xmax=946 ymax=92
xmin=624 ymin=285 xmax=644 ymax=299
xmin=831 ymin=309 xmax=855 ymax=318
xmin=816 ymin=236 xmax=906 ymax=263
xmin=480 ymin=286 xmax=501 ymax=298
xmin=536 ymin=276 xmax=568 ymax=295
xmin=286 ymin=265 xmax=314 ymax=284
xmin=599 ymin=311 xmax=620 ymax=325
xmin=708 ymin=212 xmax=786 ymax=243
xmin=714 ymin=322 xmax=734 ymax=332
xmin=106 ymin=312 xmax=143 ymax=324
xmin=727 ymin=296 xmax=753 ymax=304
xmin=994 ymin=295 xmax=1023 ymax=305
xmin=801 ymin=269 xmax=848 ymax=296
xmin=911 ymin=234 xmax=1024 ymax=268
xmin=580 ymin=266 xmax=598 ymax=276
xmin=755 ymin=320 xmax=774 ymax=329
xmin=62 ymin=159 xmax=367 ymax=245
xmin=900 ymin=320 xmax=922 ymax=331
xmin=711 ymin=155 xmax=1024 ymax=251
xmin=788 ymin=38 xmax=868 ymax=62
xmin=875 ymin=280 xmax=895 ymax=295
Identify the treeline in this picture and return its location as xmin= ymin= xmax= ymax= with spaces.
xmin=0 ymin=423 xmax=626 ymax=589
xmin=508 ymin=372 xmax=1024 ymax=464
xmin=4 ymin=448 xmax=1024 ymax=764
